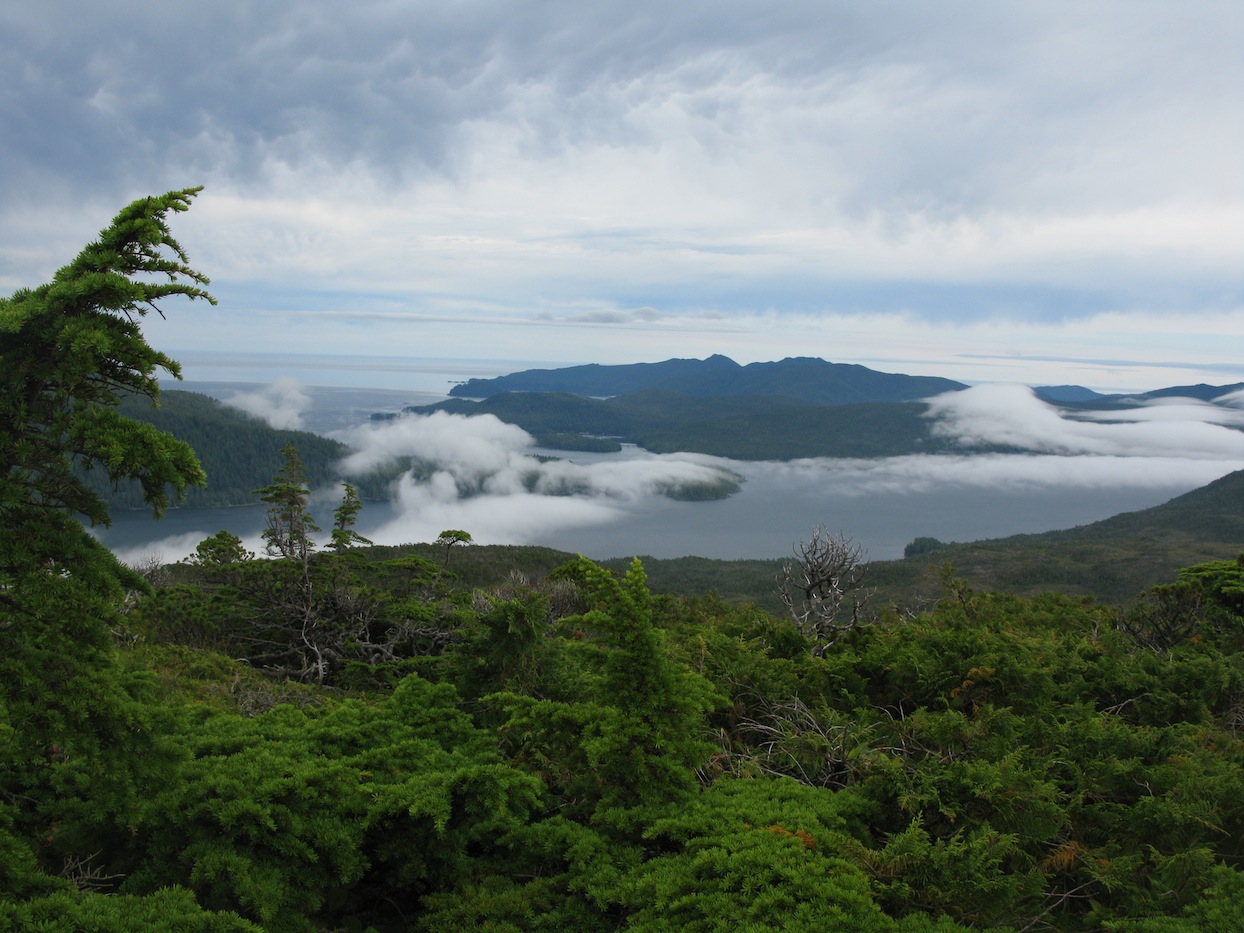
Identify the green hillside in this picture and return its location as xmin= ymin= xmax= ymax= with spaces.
xmin=79 ymin=390 xmax=362 ymax=509
xmin=600 ymin=469 xmax=1244 ymax=611
xmin=449 ymin=354 xmax=967 ymax=404
xmin=16 ymin=189 xmax=1244 ymax=931
xmin=412 ymin=390 xmax=973 ymax=460
xmin=867 ymin=467 xmax=1244 ymax=605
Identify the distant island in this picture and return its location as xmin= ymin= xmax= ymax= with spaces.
xmin=409 ymin=356 xmax=1244 ymax=460
xmin=407 ymin=355 xmax=968 ymax=459
xmin=94 ymin=358 xmax=1244 ymax=509
xmin=449 ymin=354 xmax=967 ymax=404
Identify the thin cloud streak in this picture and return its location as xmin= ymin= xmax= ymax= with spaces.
xmin=753 ymin=454 xmax=1243 ymax=500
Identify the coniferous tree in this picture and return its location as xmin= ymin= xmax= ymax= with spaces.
xmin=329 ymin=483 xmax=371 ymax=552
xmin=256 ymin=443 xmax=320 ymax=562
xmin=0 ymin=189 xmax=219 ymax=910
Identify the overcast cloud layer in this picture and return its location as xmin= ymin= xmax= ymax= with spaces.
xmin=3 ymin=1 xmax=1242 ymax=391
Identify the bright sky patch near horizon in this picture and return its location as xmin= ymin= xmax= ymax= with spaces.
xmin=2 ymin=1 xmax=1242 ymax=394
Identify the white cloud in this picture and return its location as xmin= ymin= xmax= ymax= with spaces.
xmin=752 ymin=452 xmax=1244 ymax=499
xmin=1216 ymin=387 xmax=1244 ymax=408
xmin=112 ymin=531 xmax=215 ymax=569
xmin=334 ymin=410 xmax=742 ymax=544
xmin=363 ymin=470 xmax=625 ymax=548
xmin=224 ymin=377 xmax=312 ymax=429
xmin=925 ymin=384 xmax=1244 ymax=459
xmin=337 ymin=410 xmax=535 ymax=480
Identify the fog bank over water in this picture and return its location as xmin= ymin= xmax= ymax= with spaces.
xmin=101 ymin=448 xmax=1228 ymax=566
xmin=101 ymin=374 xmax=1244 ymax=566
xmin=927 ymin=384 xmax=1244 ymax=459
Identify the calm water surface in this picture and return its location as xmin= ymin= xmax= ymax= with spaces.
xmin=96 ymin=460 xmax=1205 ymax=564
xmin=93 ymin=365 xmax=1234 ymax=563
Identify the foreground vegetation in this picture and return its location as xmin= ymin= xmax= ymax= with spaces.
xmin=7 ymin=191 xmax=1244 ymax=931
xmin=11 ymin=511 xmax=1244 ymax=930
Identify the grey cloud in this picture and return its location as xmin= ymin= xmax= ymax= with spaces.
xmin=4 ymin=1 xmax=1238 ymax=211
xmin=563 ymin=306 xmax=668 ymax=325
xmin=3 ymin=0 xmax=1241 ymax=363
xmin=565 ymin=311 xmax=633 ymax=324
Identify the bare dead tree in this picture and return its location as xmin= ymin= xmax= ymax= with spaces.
xmin=59 ymin=850 xmax=124 ymax=893
xmin=1118 ymin=583 xmax=1202 ymax=653
xmin=778 ymin=526 xmax=870 ymax=656
xmin=722 ymin=694 xmax=880 ymax=789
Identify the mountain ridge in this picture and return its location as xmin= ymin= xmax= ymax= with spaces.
xmin=449 ymin=355 xmax=968 ymax=405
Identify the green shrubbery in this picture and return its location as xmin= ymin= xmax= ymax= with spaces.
xmin=13 ymin=536 xmax=1244 ymax=930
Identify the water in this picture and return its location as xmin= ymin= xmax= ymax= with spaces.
xmin=92 ymin=359 xmax=1241 ymax=565
xmin=169 ymin=351 xmax=563 ymax=395
xmin=173 ymin=382 xmax=446 ymax=435
xmin=95 ymin=452 xmax=1215 ymax=565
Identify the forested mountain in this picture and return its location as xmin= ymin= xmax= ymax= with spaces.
xmin=78 ymin=391 xmax=364 ymax=509
xmin=450 ymin=353 xmax=741 ymax=397
xmin=1124 ymin=381 xmax=1244 ymax=403
xmin=435 ymin=358 xmax=1244 ymax=460
xmin=411 ymin=391 xmax=972 ymax=459
xmin=449 ymin=354 xmax=968 ymax=403
xmin=1037 ymin=381 xmax=1244 ymax=407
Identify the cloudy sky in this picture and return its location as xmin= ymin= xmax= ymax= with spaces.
xmin=3 ymin=1 xmax=1242 ymax=393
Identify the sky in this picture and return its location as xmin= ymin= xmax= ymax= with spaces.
xmin=3 ymin=1 xmax=1243 ymax=394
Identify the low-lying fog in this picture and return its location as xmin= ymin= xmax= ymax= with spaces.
xmin=105 ymin=383 xmax=1244 ymax=565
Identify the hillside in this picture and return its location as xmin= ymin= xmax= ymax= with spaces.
xmin=868 ymin=467 xmax=1244 ymax=604
xmin=411 ymin=390 xmax=974 ymax=460
xmin=19 ymin=189 xmax=1244 ymax=932
xmin=449 ymin=354 xmax=967 ymax=404
xmin=591 ymin=469 xmax=1244 ymax=611
xmin=80 ymin=390 xmax=368 ymax=509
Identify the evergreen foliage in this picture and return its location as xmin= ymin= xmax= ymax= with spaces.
xmin=77 ymin=389 xmax=359 ymax=509
xmin=0 ymin=190 xmax=218 ymax=921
